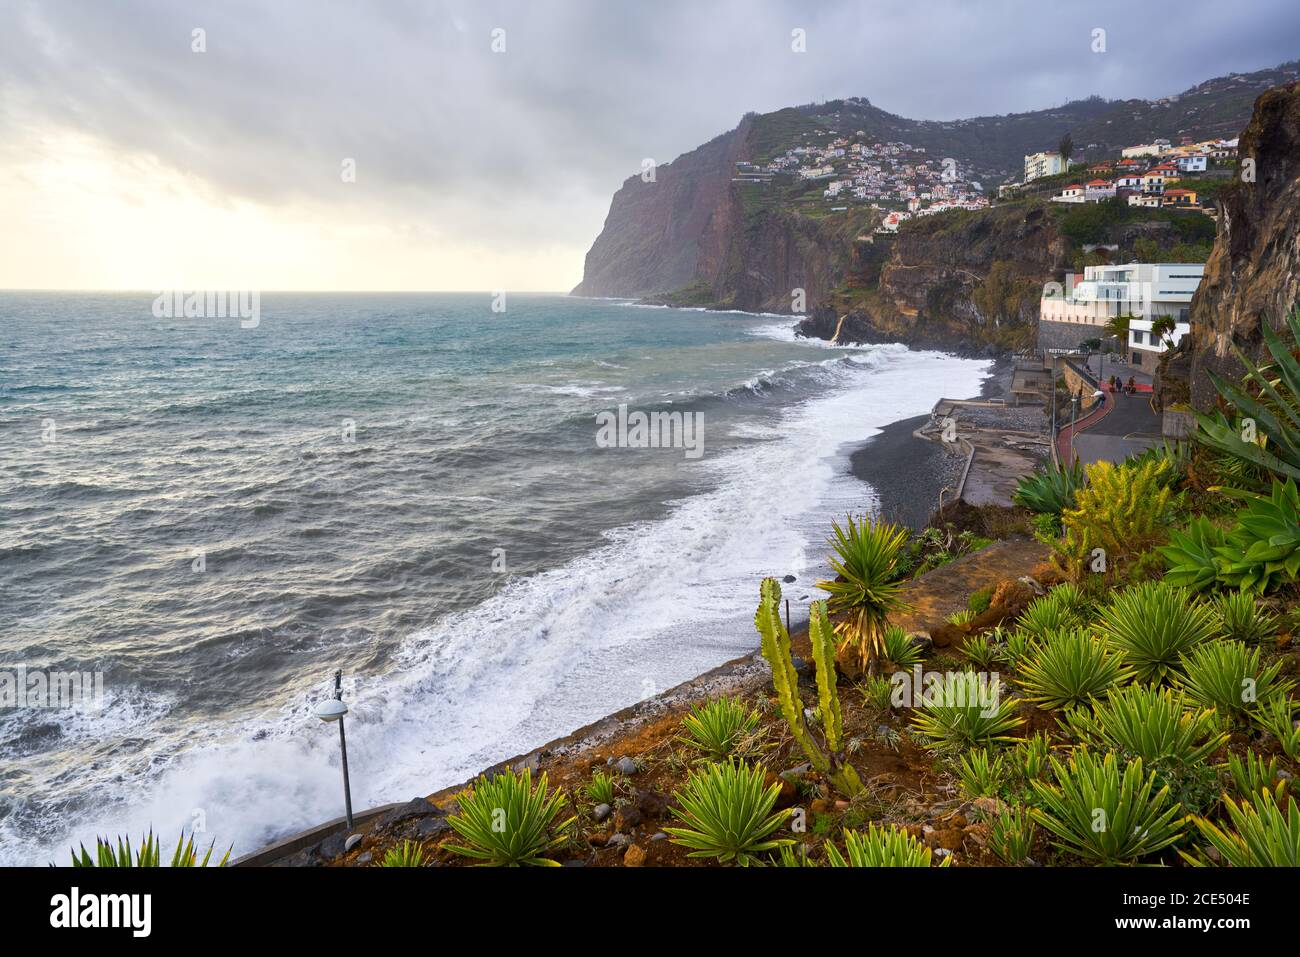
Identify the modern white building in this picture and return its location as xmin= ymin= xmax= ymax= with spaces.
xmin=1024 ymin=151 xmax=1065 ymax=182
xmin=1038 ymin=263 xmax=1205 ymax=363
xmin=1176 ymin=155 xmax=1208 ymax=173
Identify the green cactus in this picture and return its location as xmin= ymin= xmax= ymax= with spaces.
xmin=755 ymin=577 xmax=864 ymax=797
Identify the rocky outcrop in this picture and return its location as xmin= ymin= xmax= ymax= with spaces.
xmin=1165 ymin=82 xmax=1300 ymax=409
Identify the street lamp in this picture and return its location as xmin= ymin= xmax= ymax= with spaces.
xmin=315 ymin=669 xmax=354 ymax=830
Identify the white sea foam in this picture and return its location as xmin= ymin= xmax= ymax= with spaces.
xmin=5 ymin=345 xmax=991 ymax=866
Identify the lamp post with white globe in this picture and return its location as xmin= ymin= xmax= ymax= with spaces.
xmin=315 ymin=670 xmax=354 ymax=830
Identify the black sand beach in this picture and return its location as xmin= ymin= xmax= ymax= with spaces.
xmin=851 ymin=356 xmax=1015 ymax=530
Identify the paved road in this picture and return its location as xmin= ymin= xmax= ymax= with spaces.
xmin=1061 ymin=390 xmax=1163 ymax=466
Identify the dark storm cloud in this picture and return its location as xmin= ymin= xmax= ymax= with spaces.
xmin=1 ymin=0 xmax=1296 ymax=252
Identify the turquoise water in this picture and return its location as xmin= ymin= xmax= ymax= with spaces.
xmin=0 ymin=291 xmax=989 ymax=863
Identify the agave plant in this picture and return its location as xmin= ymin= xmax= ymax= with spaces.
xmin=446 ymin=768 xmax=576 ymax=866
xmin=1016 ymin=629 xmax=1132 ymax=710
xmin=817 ymin=515 xmax=909 ymax=672
xmin=69 ymin=830 xmax=231 ymax=868
xmin=1176 ymin=639 xmax=1291 ymax=723
xmin=664 ymin=760 xmax=792 ymax=865
xmin=945 ymin=608 xmax=977 ymax=627
xmin=1226 ymin=750 xmax=1289 ymax=804
xmin=1061 ymin=684 xmax=1227 ymax=770
xmin=1096 ymin=581 xmax=1218 ymax=683
xmin=960 ymin=633 xmax=1001 ymax=669
xmin=880 ymin=624 xmax=923 ymax=670
xmin=1013 ymin=458 xmax=1086 ymax=516
xmin=1016 ymin=591 xmax=1085 ymax=642
xmin=1012 ymin=731 xmax=1054 ymax=782
xmin=1212 ymin=590 xmax=1280 ymax=644
xmin=988 ymin=805 xmax=1037 ymax=865
xmin=825 ymin=825 xmax=946 ymax=867
xmin=1184 ymin=791 xmax=1300 ymax=867
xmin=1194 ymin=305 xmax=1300 ymax=482
xmin=377 ymin=840 xmax=426 ymax=867
xmin=584 ymin=771 xmax=616 ymax=807
xmin=1215 ymin=479 xmax=1300 ymax=594
xmin=909 ymin=671 xmax=1023 ymax=751
xmin=999 ymin=629 xmax=1039 ymax=670
xmin=1254 ymin=694 xmax=1300 ymax=760
xmin=678 ymin=697 xmax=762 ymax=760
xmin=860 ymin=674 xmax=895 ymax=713
xmin=1031 ymin=750 xmax=1185 ymax=864
xmin=1158 ymin=518 xmax=1228 ymax=591
xmin=956 ymin=748 xmax=1006 ymax=798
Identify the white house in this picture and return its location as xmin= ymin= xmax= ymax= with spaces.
xmin=1114 ymin=173 xmax=1144 ymax=190
xmin=1085 ymin=179 xmax=1116 ymax=201
xmin=1024 ymin=151 xmax=1065 ymax=182
xmin=1176 ymin=155 xmax=1207 ymax=173
xmin=1052 ymin=183 xmax=1086 ymax=203
xmin=1127 ymin=193 xmax=1161 ymax=208
xmin=1039 ymin=263 xmax=1205 ymax=353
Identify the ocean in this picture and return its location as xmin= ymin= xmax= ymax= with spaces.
xmin=0 ymin=291 xmax=990 ymax=865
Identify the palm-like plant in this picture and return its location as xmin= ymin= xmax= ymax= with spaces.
xmin=825 ymin=825 xmax=946 ymax=867
xmin=957 ymin=748 xmax=1006 ymax=798
xmin=69 ymin=831 xmax=231 ymax=867
xmin=1212 ymin=590 xmax=1280 ymax=643
xmin=988 ymin=806 xmax=1037 ymax=865
xmin=446 ymin=768 xmax=576 ymax=866
xmin=1031 ymin=750 xmax=1185 ymax=864
xmin=1176 ymin=639 xmax=1291 ymax=723
xmin=880 ymin=624 xmax=923 ymax=670
xmin=818 ymin=515 xmax=909 ymax=672
xmin=1013 ymin=458 xmax=1086 ymax=516
xmin=1194 ymin=305 xmax=1300 ymax=481
xmin=960 ymin=633 xmax=1000 ymax=669
xmin=1016 ymin=591 xmax=1086 ymax=642
xmin=1016 ymin=629 xmax=1131 ymax=710
xmin=1184 ymin=791 xmax=1300 ymax=867
xmin=1061 ymin=684 xmax=1227 ymax=770
xmin=1096 ymin=581 xmax=1218 ymax=683
xmin=678 ymin=697 xmax=761 ymax=760
xmin=377 ymin=840 xmax=426 ymax=867
xmin=1226 ymin=750 xmax=1289 ymax=804
xmin=909 ymin=671 xmax=1023 ymax=751
xmin=1254 ymin=694 xmax=1300 ymax=760
xmin=664 ymin=761 xmax=792 ymax=865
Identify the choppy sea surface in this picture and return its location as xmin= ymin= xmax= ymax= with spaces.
xmin=0 ymin=291 xmax=989 ymax=865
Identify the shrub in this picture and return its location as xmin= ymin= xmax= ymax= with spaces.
xmin=968 ymin=586 xmax=994 ymax=615
xmin=1061 ymin=684 xmax=1227 ymax=770
xmin=1184 ymin=792 xmax=1300 ymax=866
xmin=1031 ymin=751 xmax=1185 ymax=864
xmin=1212 ymin=590 xmax=1280 ymax=644
xmin=988 ymin=806 xmax=1037 ymax=865
xmin=679 ymin=697 xmax=761 ymax=760
xmin=447 ymin=768 xmax=575 ymax=866
xmin=69 ymin=831 xmax=231 ymax=868
xmin=1016 ymin=629 xmax=1131 ymax=710
xmin=825 ymin=825 xmax=945 ymax=867
xmin=1052 ymin=460 xmax=1177 ymax=582
xmin=817 ymin=515 xmax=909 ymax=671
xmin=377 ymin=841 xmax=426 ymax=867
xmin=1096 ymin=581 xmax=1218 ymax=683
xmin=909 ymin=672 xmax=1023 ymax=751
xmin=1013 ymin=458 xmax=1086 ymax=516
xmin=756 ymin=580 xmax=863 ymax=796
xmin=664 ymin=761 xmax=792 ymax=865
xmin=1176 ymin=640 xmax=1290 ymax=722
xmin=585 ymin=771 xmax=616 ymax=806
xmin=957 ymin=748 xmax=1006 ymax=798
xmin=1254 ymin=695 xmax=1300 ymax=760
xmin=880 ymin=624 xmax=923 ymax=670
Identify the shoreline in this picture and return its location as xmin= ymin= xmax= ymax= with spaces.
xmin=850 ymin=354 xmax=1014 ymax=530
xmin=249 ymin=343 xmax=1017 ymax=865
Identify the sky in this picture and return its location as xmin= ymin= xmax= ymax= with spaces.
xmin=0 ymin=0 xmax=1296 ymax=292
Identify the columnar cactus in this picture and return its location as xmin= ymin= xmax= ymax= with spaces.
xmin=756 ymin=577 xmax=863 ymax=797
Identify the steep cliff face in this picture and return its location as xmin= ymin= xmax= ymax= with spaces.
xmin=1170 ymin=82 xmax=1300 ymax=409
